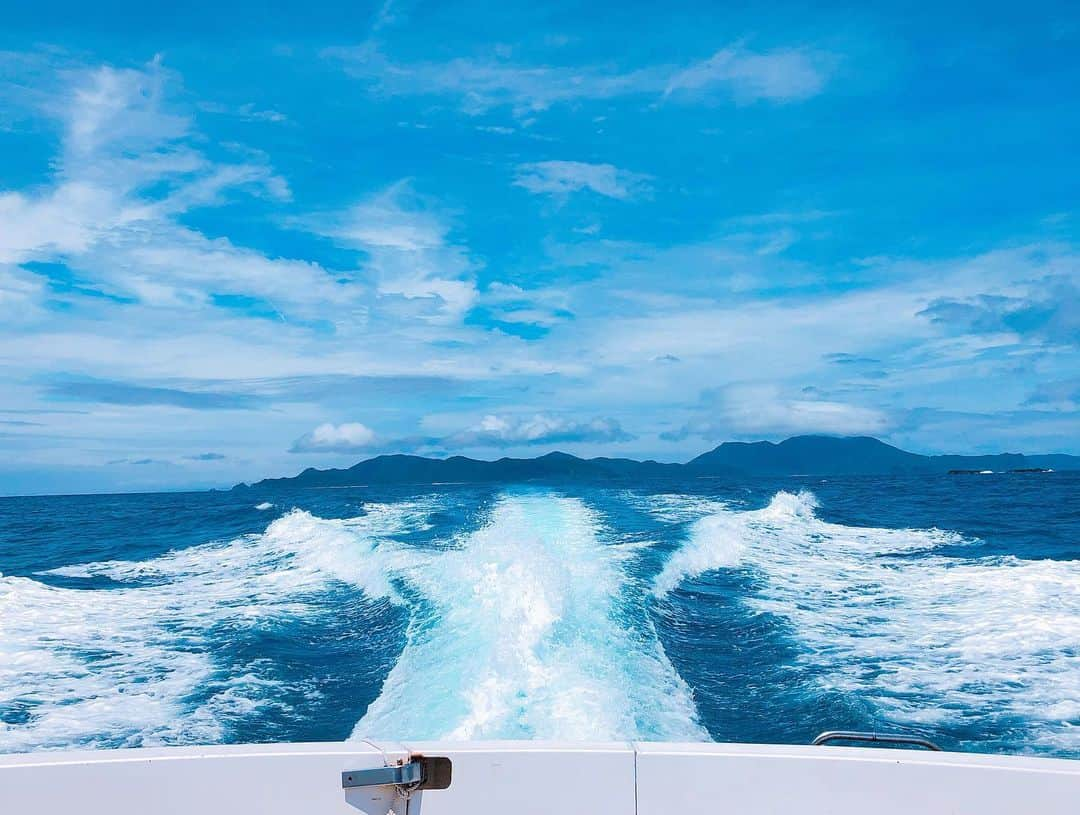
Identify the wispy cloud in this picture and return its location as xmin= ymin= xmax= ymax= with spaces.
xmin=467 ymin=281 xmax=574 ymax=339
xmin=197 ymin=100 xmax=289 ymax=124
xmin=0 ymin=266 xmax=43 ymax=320
xmin=45 ymin=378 xmax=260 ymax=410
xmin=824 ymin=352 xmax=882 ymax=366
xmin=0 ymin=57 xmax=339 ymax=323
xmin=514 ymin=160 xmax=651 ymax=201
xmin=664 ymin=46 xmax=834 ymax=103
xmin=2 ymin=27 xmax=1078 ymax=494
xmin=325 ymin=41 xmax=837 ymax=115
xmin=1024 ymin=377 xmax=1080 ymax=409
xmin=61 ymin=55 xmax=189 ymax=164
xmin=304 ymin=181 xmax=477 ymax=320
xmin=323 ymin=181 xmax=447 ymax=251
xmin=891 ymin=406 xmax=1080 ymax=456
xmin=919 ymin=276 xmax=1079 ymax=346
xmin=325 ymin=42 xmax=656 ymax=115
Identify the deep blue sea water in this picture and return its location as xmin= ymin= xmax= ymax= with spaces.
xmin=1 ymin=474 xmax=1078 ymax=756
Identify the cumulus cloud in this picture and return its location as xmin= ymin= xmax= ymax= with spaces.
xmin=445 ymin=413 xmax=635 ymax=448
xmin=290 ymin=422 xmax=378 ymax=453
xmin=514 ymin=161 xmax=651 ymax=200
xmin=6 ymin=46 xmax=1080 ymax=493
xmin=662 ymin=384 xmax=890 ymax=441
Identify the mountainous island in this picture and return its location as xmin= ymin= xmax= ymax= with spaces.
xmin=233 ymin=435 xmax=1079 ymax=490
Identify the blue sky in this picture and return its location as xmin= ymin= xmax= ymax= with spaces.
xmin=1 ymin=1 xmax=1078 ymax=494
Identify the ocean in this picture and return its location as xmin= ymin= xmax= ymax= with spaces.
xmin=1 ymin=473 xmax=1078 ymax=757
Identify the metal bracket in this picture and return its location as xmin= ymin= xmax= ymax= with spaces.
xmin=813 ymin=730 xmax=943 ymax=751
xmin=342 ymin=756 xmax=452 ymax=791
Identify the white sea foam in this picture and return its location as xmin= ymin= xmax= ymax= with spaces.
xmin=652 ymin=491 xmax=1080 ymax=752
xmin=15 ymin=487 xmax=1069 ymax=753
xmin=0 ymin=574 xmax=219 ymax=751
xmin=625 ymin=491 xmax=729 ymax=524
xmin=353 ymin=493 xmax=707 ymax=741
xmin=255 ymin=502 xmax=274 ymax=510
xmin=0 ymin=501 xmax=435 ymax=752
xmin=4 ymin=493 xmax=705 ymax=751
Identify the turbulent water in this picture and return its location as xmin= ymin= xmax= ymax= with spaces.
xmin=1 ymin=474 xmax=1078 ymax=756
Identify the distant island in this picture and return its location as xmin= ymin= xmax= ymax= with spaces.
xmin=232 ymin=435 xmax=1079 ymax=490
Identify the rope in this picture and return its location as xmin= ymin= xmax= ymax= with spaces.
xmin=351 ymin=736 xmax=418 ymax=813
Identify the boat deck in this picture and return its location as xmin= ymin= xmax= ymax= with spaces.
xmin=2 ymin=740 xmax=1077 ymax=814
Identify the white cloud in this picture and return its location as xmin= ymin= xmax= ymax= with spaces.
xmin=566 ymin=241 xmax=1080 ymax=385
xmin=4 ymin=51 xmax=1079 ymax=489
xmin=445 ymin=413 xmax=634 ymax=448
xmin=290 ymin=422 xmax=378 ymax=453
xmin=93 ymin=225 xmax=352 ymax=314
xmin=667 ymin=384 xmax=890 ymax=440
xmin=477 ymin=281 xmax=574 ymax=330
xmin=329 ymin=182 xmax=447 ymax=250
xmin=0 ymin=183 xmax=144 ymax=265
xmin=0 ymin=54 xmax=418 ymax=487
xmin=918 ymin=275 xmax=1080 ymax=347
xmin=306 ymin=182 xmax=478 ymax=320
xmin=1 ymin=57 xmax=305 ymax=311
xmin=326 ymin=42 xmax=836 ymax=115
xmin=0 ymin=265 xmax=44 ymax=318
xmin=326 ymin=43 xmax=658 ymax=115
xmin=61 ymin=56 xmax=189 ymax=164
xmin=665 ymin=46 xmax=834 ymax=103
xmin=514 ymin=160 xmax=651 ymax=200
xmin=198 ymin=100 xmax=289 ymax=124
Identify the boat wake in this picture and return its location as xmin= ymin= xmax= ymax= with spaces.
xmin=354 ymin=493 xmax=705 ymax=741
xmin=650 ymin=490 xmax=1080 ymax=753
xmin=0 ymin=501 xmax=431 ymax=751
xmin=0 ymin=491 xmax=706 ymax=751
xmin=2 ymin=487 xmax=1076 ymax=755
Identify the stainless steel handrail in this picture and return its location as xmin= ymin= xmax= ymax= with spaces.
xmin=813 ymin=730 xmax=943 ymax=751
